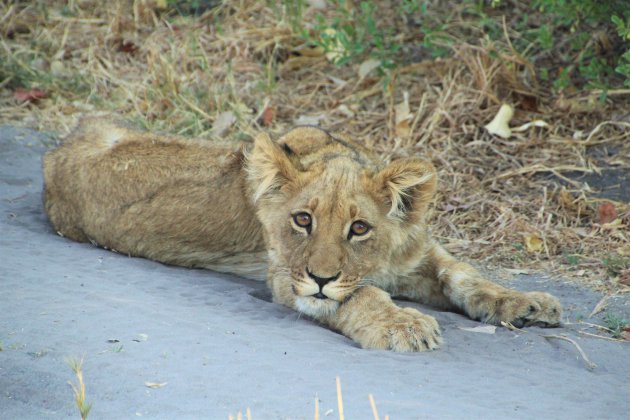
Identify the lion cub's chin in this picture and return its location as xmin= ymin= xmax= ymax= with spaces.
xmin=294 ymin=296 xmax=340 ymax=318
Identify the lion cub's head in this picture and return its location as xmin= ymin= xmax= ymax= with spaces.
xmin=246 ymin=127 xmax=436 ymax=318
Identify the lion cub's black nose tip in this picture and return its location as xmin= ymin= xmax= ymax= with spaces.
xmin=306 ymin=268 xmax=340 ymax=290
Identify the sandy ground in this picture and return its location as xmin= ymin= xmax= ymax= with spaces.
xmin=1 ymin=126 xmax=629 ymax=420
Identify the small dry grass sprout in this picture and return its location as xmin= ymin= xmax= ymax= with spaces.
xmin=65 ymin=356 xmax=92 ymax=420
xmin=230 ymin=376 xmax=387 ymax=420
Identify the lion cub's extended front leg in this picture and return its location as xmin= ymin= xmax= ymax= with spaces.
xmin=269 ymin=269 xmax=441 ymax=351
xmin=428 ymin=244 xmax=562 ymax=327
xmin=328 ymin=286 xmax=442 ymax=351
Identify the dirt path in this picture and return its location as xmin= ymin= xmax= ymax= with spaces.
xmin=1 ymin=126 xmax=628 ymax=419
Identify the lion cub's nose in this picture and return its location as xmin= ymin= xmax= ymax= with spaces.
xmin=306 ymin=268 xmax=340 ymax=290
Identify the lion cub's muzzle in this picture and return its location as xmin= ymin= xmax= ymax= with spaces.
xmin=307 ymin=268 xmax=340 ymax=300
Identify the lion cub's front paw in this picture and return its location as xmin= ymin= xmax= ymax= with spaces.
xmin=361 ymin=307 xmax=442 ymax=352
xmin=491 ymin=291 xmax=562 ymax=328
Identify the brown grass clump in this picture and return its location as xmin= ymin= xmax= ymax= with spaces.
xmin=1 ymin=1 xmax=628 ymax=291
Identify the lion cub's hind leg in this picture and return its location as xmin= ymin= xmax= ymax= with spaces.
xmin=429 ymin=244 xmax=562 ymax=328
xmin=43 ymin=178 xmax=89 ymax=243
xmin=43 ymin=147 xmax=88 ymax=242
xmin=42 ymin=115 xmax=130 ymax=243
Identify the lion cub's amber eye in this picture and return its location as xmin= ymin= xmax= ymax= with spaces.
xmin=350 ymin=220 xmax=370 ymax=237
xmin=293 ymin=212 xmax=312 ymax=228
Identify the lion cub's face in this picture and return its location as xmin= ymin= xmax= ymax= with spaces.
xmin=247 ymin=128 xmax=436 ymax=318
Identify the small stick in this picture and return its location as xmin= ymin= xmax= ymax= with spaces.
xmin=588 ymin=295 xmax=610 ymax=318
xmin=368 ymin=394 xmax=380 ymax=420
xmin=572 ymin=321 xmax=614 ymax=333
xmin=246 ymin=407 xmax=251 ymax=420
xmin=577 ymin=331 xmax=626 ymax=342
xmin=542 ymin=335 xmax=597 ymax=370
xmin=315 ymin=396 xmax=319 ymax=420
xmin=502 ymin=322 xmax=598 ymax=369
xmin=336 ymin=376 xmax=344 ymax=420
xmin=500 ymin=321 xmax=522 ymax=332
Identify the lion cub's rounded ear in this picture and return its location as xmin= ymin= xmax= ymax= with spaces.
xmin=246 ymin=133 xmax=299 ymax=203
xmin=375 ymin=158 xmax=437 ymax=219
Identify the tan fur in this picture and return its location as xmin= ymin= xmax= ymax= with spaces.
xmin=43 ymin=116 xmax=562 ymax=352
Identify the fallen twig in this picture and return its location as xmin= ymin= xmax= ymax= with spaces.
xmin=577 ymin=330 xmax=626 ymax=343
xmin=500 ymin=321 xmax=522 ymax=332
xmin=482 ymin=164 xmax=593 ymax=185
xmin=588 ymin=295 xmax=610 ymax=318
xmin=542 ymin=335 xmax=597 ymax=370
xmin=501 ymin=322 xmax=597 ymax=369
xmin=564 ymin=320 xmax=616 ymax=335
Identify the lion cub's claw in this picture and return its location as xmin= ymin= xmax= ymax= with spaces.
xmin=494 ymin=291 xmax=562 ymax=328
xmin=369 ymin=307 xmax=442 ymax=352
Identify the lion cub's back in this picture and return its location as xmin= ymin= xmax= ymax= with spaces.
xmin=43 ymin=116 xmax=264 ymax=265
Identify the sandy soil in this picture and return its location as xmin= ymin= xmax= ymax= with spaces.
xmin=1 ymin=126 xmax=629 ymax=419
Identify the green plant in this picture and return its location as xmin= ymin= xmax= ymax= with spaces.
xmin=279 ymin=0 xmax=307 ymax=33
xmin=510 ymin=243 xmax=525 ymax=262
xmin=280 ymin=0 xmax=629 ymax=89
xmin=612 ymin=14 xmax=630 ymax=86
xmin=563 ymin=252 xmax=580 ymax=266
xmin=400 ymin=0 xmax=422 ymax=15
xmin=313 ymin=1 xmax=401 ymax=70
xmin=533 ymin=0 xmax=630 ymax=89
xmin=602 ymin=254 xmax=629 ymax=277
xmin=284 ymin=0 xmax=446 ymax=77
xmin=472 ymin=0 xmax=630 ymax=90
xmin=167 ymin=0 xmax=220 ymax=16
xmin=604 ymin=313 xmax=630 ymax=339
xmin=110 ymin=344 xmax=124 ymax=353
xmin=0 ymin=49 xmax=92 ymax=98
xmin=28 ymin=349 xmax=49 ymax=358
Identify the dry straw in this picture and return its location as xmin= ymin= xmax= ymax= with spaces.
xmin=1 ymin=1 xmax=628 ymax=290
xmin=65 ymin=356 xmax=92 ymax=420
xmin=231 ymin=376 xmax=387 ymax=419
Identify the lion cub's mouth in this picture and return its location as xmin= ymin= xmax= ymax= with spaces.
xmin=291 ymin=285 xmax=335 ymax=301
xmin=294 ymin=295 xmax=341 ymax=318
xmin=291 ymin=282 xmax=339 ymax=301
xmin=290 ymin=273 xmax=347 ymax=317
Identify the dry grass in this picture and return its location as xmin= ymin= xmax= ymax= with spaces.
xmin=230 ymin=376 xmax=389 ymax=420
xmin=1 ymin=0 xmax=628 ymax=290
xmin=65 ymin=356 xmax=92 ymax=420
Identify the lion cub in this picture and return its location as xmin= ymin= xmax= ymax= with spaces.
xmin=43 ymin=116 xmax=561 ymax=351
